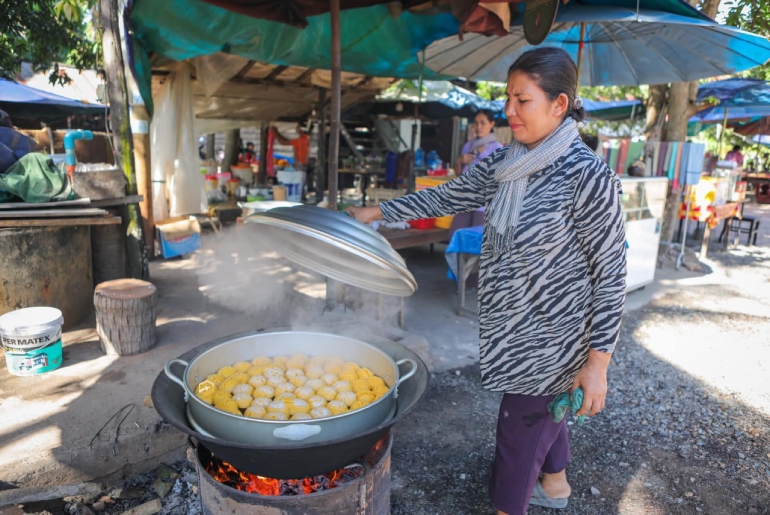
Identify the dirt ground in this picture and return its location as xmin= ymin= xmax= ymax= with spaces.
xmin=3 ymin=205 xmax=770 ymax=515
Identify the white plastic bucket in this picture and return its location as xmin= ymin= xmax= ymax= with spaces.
xmin=277 ymin=171 xmax=306 ymax=202
xmin=0 ymin=307 xmax=64 ymax=376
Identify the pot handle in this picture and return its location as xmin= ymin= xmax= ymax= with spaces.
xmin=393 ymin=358 xmax=417 ymax=399
xmin=164 ymin=359 xmax=190 ymax=401
xmin=273 ymin=424 xmax=322 ymax=441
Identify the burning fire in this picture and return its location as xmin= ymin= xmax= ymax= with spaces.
xmin=206 ymin=458 xmax=364 ymax=496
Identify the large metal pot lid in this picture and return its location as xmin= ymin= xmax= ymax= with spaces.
xmin=247 ymin=205 xmax=417 ymax=297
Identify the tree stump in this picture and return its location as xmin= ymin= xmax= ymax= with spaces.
xmin=94 ymin=279 xmax=157 ymax=356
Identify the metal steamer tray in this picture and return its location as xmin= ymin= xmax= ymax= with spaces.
xmin=152 ymin=329 xmax=429 ymax=479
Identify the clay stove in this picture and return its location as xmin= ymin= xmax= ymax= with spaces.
xmin=195 ymin=433 xmax=392 ymax=515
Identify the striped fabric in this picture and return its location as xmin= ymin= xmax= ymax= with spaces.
xmin=380 ymin=139 xmax=627 ymax=395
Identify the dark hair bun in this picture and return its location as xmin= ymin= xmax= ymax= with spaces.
xmin=567 ymin=106 xmax=586 ymax=123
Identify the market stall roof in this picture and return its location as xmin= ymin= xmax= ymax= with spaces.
xmin=18 ymin=63 xmax=105 ymax=107
xmin=371 ymin=80 xmax=499 ymax=119
xmin=582 ymin=99 xmax=645 ymax=121
xmin=131 ymin=1 xmax=460 ymax=113
xmin=151 ymin=54 xmax=394 ymax=127
xmin=0 ymin=78 xmax=105 ymax=121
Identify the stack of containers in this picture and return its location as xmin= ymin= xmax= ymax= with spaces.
xmin=415 ymin=176 xmax=455 ymax=229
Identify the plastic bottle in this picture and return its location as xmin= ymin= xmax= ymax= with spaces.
xmin=415 ymin=148 xmax=425 ymax=168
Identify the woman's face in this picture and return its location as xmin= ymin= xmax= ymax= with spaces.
xmin=472 ymin=113 xmax=494 ymax=139
xmin=505 ymin=70 xmax=569 ymax=150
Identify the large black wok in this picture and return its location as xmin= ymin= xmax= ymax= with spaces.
xmin=151 ymin=328 xmax=429 ymax=479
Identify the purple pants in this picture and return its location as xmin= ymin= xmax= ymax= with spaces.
xmin=489 ymin=393 xmax=571 ymax=515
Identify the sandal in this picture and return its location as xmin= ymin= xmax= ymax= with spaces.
xmin=529 ymin=480 xmax=569 ymax=509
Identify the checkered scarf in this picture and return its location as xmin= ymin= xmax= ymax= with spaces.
xmin=487 ymin=118 xmax=580 ymax=254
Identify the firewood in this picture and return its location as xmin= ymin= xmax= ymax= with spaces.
xmin=0 ymin=482 xmax=101 ymax=507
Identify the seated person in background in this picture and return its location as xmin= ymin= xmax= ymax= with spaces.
xmin=627 ymin=160 xmax=646 ymax=177
xmin=725 ymin=145 xmax=744 ymax=167
xmin=271 ymin=122 xmax=310 ymax=170
xmin=239 ymin=142 xmax=257 ymax=164
xmin=456 ymin=110 xmax=503 ymax=175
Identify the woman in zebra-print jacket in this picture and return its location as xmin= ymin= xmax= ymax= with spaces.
xmin=349 ymin=48 xmax=626 ymax=515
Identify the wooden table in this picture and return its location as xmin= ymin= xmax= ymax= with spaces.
xmin=378 ymin=227 xmax=451 ymax=254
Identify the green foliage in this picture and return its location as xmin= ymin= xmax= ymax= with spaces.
xmin=579 ymin=84 xmax=646 ymax=102
xmin=0 ymin=0 xmax=100 ymax=86
xmin=475 ymin=81 xmax=506 ymax=101
xmin=723 ymin=0 xmax=770 ymax=80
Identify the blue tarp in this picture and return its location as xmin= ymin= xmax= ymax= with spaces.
xmin=0 ymin=78 xmax=105 ymax=121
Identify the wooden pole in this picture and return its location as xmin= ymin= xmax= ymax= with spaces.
xmin=258 ymin=122 xmax=268 ymax=185
xmin=316 ymin=87 xmax=327 ymax=203
xmin=718 ymin=107 xmax=729 ymax=157
xmin=576 ymin=22 xmax=586 ymax=88
xmin=100 ymin=0 xmax=149 ymax=280
xmin=131 ymin=105 xmax=153 ymax=255
xmin=328 ymin=0 xmax=341 ymax=211
xmin=205 ymin=133 xmax=215 ymax=160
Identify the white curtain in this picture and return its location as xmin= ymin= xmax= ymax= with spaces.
xmin=150 ymin=62 xmax=207 ymax=219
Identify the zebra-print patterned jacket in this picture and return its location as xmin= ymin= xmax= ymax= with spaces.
xmin=380 ymin=138 xmax=627 ymax=395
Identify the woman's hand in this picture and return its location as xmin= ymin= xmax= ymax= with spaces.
xmin=345 ymin=206 xmax=383 ymax=224
xmin=459 ymin=153 xmax=475 ymax=165
xmin=572 ymin=349 xmax=612 ymax=417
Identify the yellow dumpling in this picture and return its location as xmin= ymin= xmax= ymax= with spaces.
xmin=357 ymin=391 xmax=376 ymax=404
xmin=248 ymin=374 xmax=268 ymax=388
xmin=291 ymin=413 xmax=312 ymax=421
xmin=307 ymin=395 xmax=327 ymax=408
xmin=276 ymin=393 xmax=296 ymax=402
xmin=247 ymin=366 xmax=265 ymax=376
xmin=214 ymin=398 xmax=241 ymax=415
xmin=263 ymin=366 xmax=284 ymax=379
xmin=317 ymin=386 xmax=338 ymax=402
xmin=244 ymin=405 xmax=266 ymax=419
xmin=253 ymin=385 xmax=275 ymax=399
xmin=308 ymin=355 xmax=326 ymax=366
xmin=357 ymin=367 xmax=374 ymax=379
xmin=232 ymin=393 xmax=253 ymax=409
xmin=275 ymin=383 xmax=296 ymax=397
xmin=338 ymin=371 xmax=358 ymax=382
xmin=351 ymin=379 xmax=370 ymax=393
xmin=287 ymin=398 xmax=311 ymax=416
xmin=232 ymin=383 xmax=254 ymax=396
xmin=251 ymin=356 xmax=272 ymax=367
xmin=196 ymin=380 xmax=216 ymax=395
xmin=220 ymin=377 xmax=240 ymax=394
xmin=232 ymin=372 xmax=250 ymax=384
xmin=267 ymin=400 xmax=289 ymax=415
xmin=367 ymin=377 xmax=386 ymax=389
xmin=251 ymin=397 xmax=271 ymax=409
xmin=327 ymin=400 xmax=348 ymax=415
xmin=324 ymin=364 xmax=342 ymax=375
xmin=272 ymin=362 xmax=287 ymax=372
xmin=321 ymin=373 xmax=338 ymax=386
xmin=195 ymin=388 xmax=215 ymax=405
xmin=304 ymin=379 xmax=325 ymax=392
xmin=332 ymin=380 xmax=352 ymax=393
xmin=349 ymin=399 xmax=368 ymax=410
xmin=289 ymin=376 xmax=307 ymax=387
xmin=309 ymin=406 xmax=333 ymax=419
xmin=272 ymin=355 xmax=289 ymax=364
xmin=326 ymin=356 xmax=345 ymax=367
xmin=213 ymin=390 xmax=232 ymax=405
xmin=336 ymin=390 xmax=357 ymax=407
xmin=285 ymin=368 xmax=305 ymax=380
xmin=264 ymin=412 xmax=288 ymax=421
xmin=304 ymin=365 xmax=324 ymax=379
xmin=205 ymin=373 xmax=225 ymax=386
xmin=372 ymin=384 xmax=389 ymax=396
xmin=233 ymin=361 xmax=252 ymax=373
xmin=218 ymin=366 xmax=236 ymax=378
xmin=267 ymin=375 xmax=288 ymax=388
xmin=341 ymin=361 xmax=360 ymax=372
xmin=288 ymin=353 xmax=309 ymax=367
xmin=294 ymin=386 xmax=314 ymax=400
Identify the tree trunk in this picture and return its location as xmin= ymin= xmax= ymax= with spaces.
xmin=94 ymin=279 xmax=157 ymax=356
xmin=644 ymin=84 xmax=668 ymax=141
xmin=99 ymin=0 xmax=149 ymax=280
xmin=657 ymin=0 xmax=721 ymax=246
